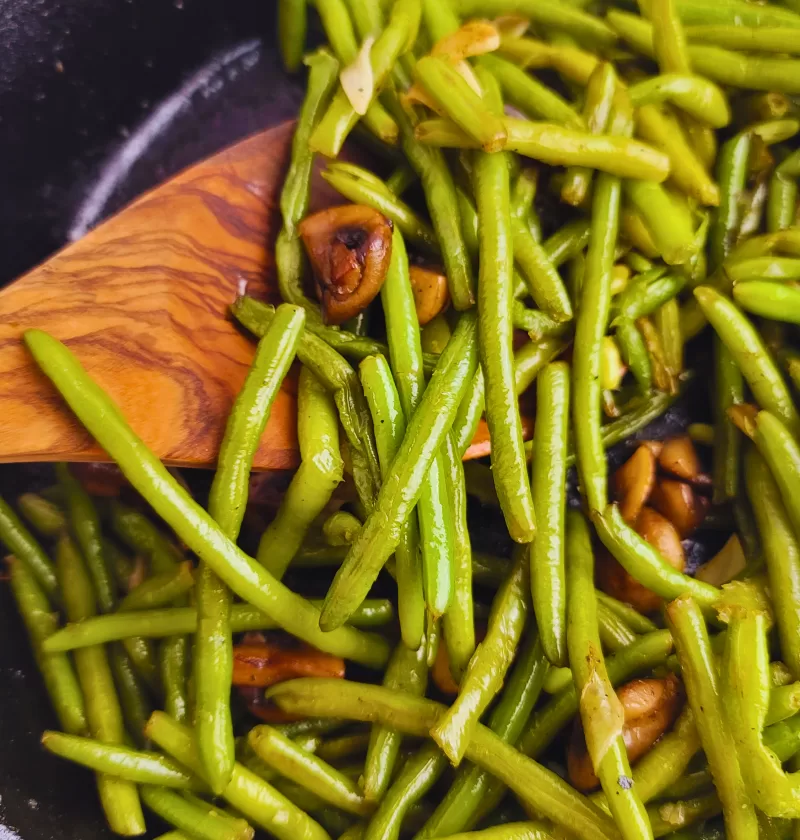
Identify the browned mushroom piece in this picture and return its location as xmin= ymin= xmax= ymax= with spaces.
xmin=232 ymin=639 xmax=345 ymax=687
xmin=596 ymin=506 xmax=685 ymax=614
xmin=568 ymin=674 xmax=684 ymax=792
xmin=612 ymin=444 xmax=657 ymax=525
xmin=409 ymin=264 xmax=450 ymax=325
xmin=658 ymin=436 xmax=710 ymax=486
xmin=650 ymin=478 xmax=710 ymax=538
xmin=299 ymin=204 xmax=393 ymax=325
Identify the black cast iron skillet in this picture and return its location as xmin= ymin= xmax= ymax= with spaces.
xmin=0 ymin=4 xmax=715 ymax=837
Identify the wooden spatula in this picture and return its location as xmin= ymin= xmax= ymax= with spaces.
xmin=0 ymin=120 xmax=502 ymax=471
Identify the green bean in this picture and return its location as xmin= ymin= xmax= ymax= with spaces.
xmin=767 ymin=684 xmax=800 ymax=727
xmin=415 ymin=56 xmax=507 ymax=153
xmin=475 ymin=74 xmax=536 ymax=543
xmin=363 ymin=641 xmax=427 ymax=802
xmin=479 ymin=54 xmax=583 ymax=129
xmin=452 ymin=367 xmax=485 ymax=457
xmin=109 ymin=643 xmax=153 ymax=747
xmin=623 ymin=181 xmax=696 ymax=266
xmin=722 ymin=612 xmax=800 ymax=818
xmin=386 ymin=164 xmax=416 ymax=196
xmin=432 ymin=551 xmax=530 ymax=765
xmin=140 ymin=785 xmax=253 ymax=840
xmin=561 ymin=62 xmax=616 ymax=207
xmin=382 ymin=228 xmax=454 ymax=617
xmin=573 ymin=91 xmax=627 ymax=515
xmin=596 ymin=591 xmax=657 ymax=635
xmin=57 ymin=535 xmax=145 ymax=836
xmin=258 ymin=368 xmax=343 ymax=579
xmin=709 ymin=133 xmax=752 ymax=271
xmin=365 ymin=742 xmax=446 ymax=840
xmin=666 ymin=596 xmax=757 ymax=838
xmin=110 ymin=501 xmax=183 ymax=574
xmin=310 ymin=0 xmax=421 ymax=157
xmin=161 ymin=634 xmax=189 ymax=725
xmin=147 ymin=712 xmax=330 ymax=840
xmin=267 ymin=679 xmax=621 ymax=840
xmin=566 ymin=510 xmax=652 ymax=840
xmin=634 ymin=104 xmax=719 ymax=207
xmin=321 ymin=512 xmax=361 ymax=547
xmin=315 ymin=732 xmax=369 ymax=764
xmin=321 ymin=164 xmax=437 ymax=252
xmin=313 ymin=0 xmax=397 ymax=144
xmin=529 ymin=362 xmax=570 ymax=666
xmin=56 ymin=463 xmax=116 ymax=613
xmin=512 ymin=304 xmax=569 ymax=340
xmin=120 ymin=562 xmax=194 ymax=611
xmin=647 ymin=793 xmax=721 ymax=837
xmin=694 ymin=287 xmax=800 ymax=439
xmin=280 ymin=50 xmax=339 ymax=242
xmin=734 ymin=282 xmax=800 ymax=325
xmin=44 ymin=600 xmax=393 ymax=651
xmin=593 ymin=504 xmax=720 ymax=608
xmin=385 ymin=95 xmax=475 ymax=311
xmin=0 ymin=496 xmax=59 ymax=602
xmin=597 ymin=601 xmax=637 ymax=653
xmin=8 ymin=557 xmax=86 ymax=735
xmin=686 ymin=25 xmax=800 ymax=54
xmin=729 ymin=258 xmax=800 ymax=284
xmin=359 ymin=355 xmax=424 ymax=649
xmin=607 ymin=10 xmax=800 ymax=95
xmin=655 ymin=298 xmax=683 ymax=380
xmin=711 ymin=339 xmax=743 ymax=504
xmin=744 ymin=446 xmax=800 ymax=680
xmin=629 ymin=76 xmax=730 ymax=129
xmin=17 ymin=492 xmax=66 ymax=537
xmin=318 ymin=310 xmax=478 ymax=629
xmin=417 ymin=116 xmax=671 ymax=182
xmin=512 ymin=216 xmax=573 ymax=322
xmin=247 ymin=725 xmax=369 ymax=816
xmin=278 ymin=0 xmax=306 ymax=73
xmin=455 ymin=0 xmax=617 ymax=49
xmin=200 ymin=303 xmax=304 ymax=792
xmin=42 ymin=731 xmax=197 ymax=788
xmin=416 ymin=631 xmax=548 ymax=838
xmin=25 ymin=330 xmax=389 ymax=669
xmin=652 ymin=0 xmax=690 ymax=74
xmin=442 ymin=430 xmax=476 ymax=682
xmin=420 ymin=0 xmax=458 ymax=41
xmin=544 ymin=219 xmax=592 ymax=268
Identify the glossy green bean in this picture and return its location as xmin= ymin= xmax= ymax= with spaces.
xmin=686 ymin=25 xmax=800 ymax=53
xmin=140 ymin=785 xmax=253 ymax=840
xmin=729 ymin=258 xmax=800 ymax=284
xmin=694 ymin=287 xmax=800 ymax=438
xmin=420 ymin=0 xmax=458 ymax=41
xmin=44 ymin=599 xmax=393 ymax=652
xmin=734 ymin=282 xmax=800 ymax=325
xmin=109 ymin=643 xmax=153 ymax=747
xmin=432 ymin=551 xmax=530 ymax=765
xmin=666 ymin=596 xmax=757 ymax=839
xmin=363 ymin=641 xmax=427 ymax=803
xmin=278 ymin=0 xmax=306 ymax=73
xmin=161 ymin=634 xmax=189 ymax=725
xmin=17 ymin=492 xmax=66 ymax=537
xmin=382 ymin=228 xmax=454 ymax=617
xmin=512 ymin=216 xmax=573 ymax=322
xmin=147 ymin=712 xmax=330 ymax=840
xmin=573 ymin=94 xmax=627 ymax=514
xmin=655 ymin=298 xmax=683 ymax=381
xmin=512 ymin=304 xmax=569 ymax=340
xmin=566 ymin=510 xmax=652 ymax=840
xmin=0 ymin=496 xmax=59 ymax=601
xmin=25 ymin=330 xmax=389 ymax=668
xmin=319 ymin=311 xmax=479 ymax=629
xmin=57 ymin=535 xmax=145 ymax=836
xmin=416 ymin=631 xmax=548 ymax=838
xmin=321 ymin=165 xmax=437 ymax=252
xmin=710 ymin=339 xmax=743 ymax=505
xmin=258 ymin=368 xmax=343 ymax=580
xmin=321 ymin=512 xmax=361 ymax=547
xmin=530 ymin=362 xmax=570 ymax=666
xmin=310 ymin=0 xmax=421 ymax=156
xmin=479 ymin=54 xmax=583 ymax=129
xmin=767 ymin=683 xmax=800 ymax=726
xmin=110 ymin=501 xmax=182 ymax=574
xmin=247 ymin=725 xmax=369 ymax=816
xmin=120 ymin=562 xmax=194 ymax=611
xmin=561 ymin=62 xmax=616 ymax=207
xmin=9 ymin=557 xmax=86 ymax=735
xmin=365 ymin=742 xmax=447 ymax=840
xmin=593 ymin=504 xmax=720 ymax=608
xmin=652 ymin=0 xmax=691 ymax=75
xmin=596 ymin=601 xmax=637 ymax=652
xmin=267 ymin=679 xmax=621 ymax=840
xmin=385 ymin=95 xmax=475 ymax=311
xmin=42 ymin=731 xmax=197 ymax=788
xmin=629 ymin=75 xmax=730 ymax=129
xmin=744 ymin=446 xmax=800 ymax=680
xmin=623 ymin=181 xmax=696 ymax=265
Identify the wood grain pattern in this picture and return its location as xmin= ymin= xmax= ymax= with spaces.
xmin=0 ymin=122 xmax=309 ymax=470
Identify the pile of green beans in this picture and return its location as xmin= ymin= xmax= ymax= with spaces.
xmin=8 ymin=0 xmax=800 ymax=838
